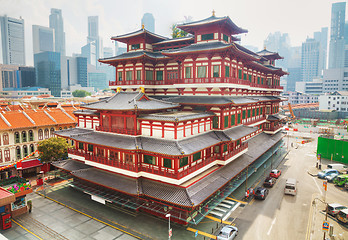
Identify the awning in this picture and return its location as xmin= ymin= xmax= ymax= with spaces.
xmin=16 ymin=159 xmax=42 ymax=170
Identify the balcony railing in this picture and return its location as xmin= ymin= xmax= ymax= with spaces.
xmin=68 ymin=144 xmax=249 ymax=181
xmin=221 ymin=143 xmax=248 ymax=161
xmin=96 ymin=126 xmax=136 ymax=135
xmin=109 ymin=77 xmax=282 ymax=90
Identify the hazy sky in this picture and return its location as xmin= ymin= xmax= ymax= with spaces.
xmin=0 ymin=0 xmax=340 ymax=66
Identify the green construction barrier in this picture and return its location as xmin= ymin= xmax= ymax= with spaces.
xmin=317 ymin=136 xmax=348 ymax=164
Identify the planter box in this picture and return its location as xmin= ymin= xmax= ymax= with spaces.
xmin=14 ymin=189 xmax=33 ymax=198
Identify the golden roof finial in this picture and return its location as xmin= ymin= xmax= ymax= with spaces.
xmin=142 ymin=24 xmax=145 ymax=29
xmin=264 ymin=45 xmax=266 ymax=50
xmin=116 ymin=87 xmax=121 ymax=93
xmin=212 ymin=9 xmax=216 ymax=16
xmin=140 ymin=87 xmax=145 ymax=93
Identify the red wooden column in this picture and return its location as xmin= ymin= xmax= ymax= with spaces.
xmin=174 ymin=157 xmax=179 ymax=179
xmin=150 ymin=121 xmax=153 ymax=136
xmin=221 ymin=57 xmax=225 ymax=80
xmin=142 ymin=63 xmax=145 ymax=83
xmin=174 ymin=123 xmax=178 ymax=140
xmin=207 ymin=56 xmax=212 ymax=80
xmin=134 ymin=115 xmax=137 ymax=135
xmin=220 ymin=109 xmax=224 ymax=129
xmin=122 ymin=65 xmax=126 ymax=82
xmin=84 ymin=116 xmax=87 ymax=128
xmin=124 ymin=116 xmax=127 ymax=133
xmin=192 ymin=56 xmax=197 ymax=81
xmin=161 ymin=122 xmax=165 ymax=138
xmin=183 ymin=122 xmax=186 ymax=138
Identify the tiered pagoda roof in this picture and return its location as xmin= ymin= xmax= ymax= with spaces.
xmin=177 ymin=15 xmax=248 ymax=35
xmin=82 ymin=91 xmax=179 ymax=111
xmin=53 ymin=131 xmax=283 ymax=207
xmin=111 ymin=28 xmax=167 ymax=43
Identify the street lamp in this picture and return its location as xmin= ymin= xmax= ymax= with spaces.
xmin=165 ymin=213 xmax=171 ymax=240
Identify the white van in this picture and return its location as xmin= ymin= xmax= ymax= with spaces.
xmin=284 ymin=178 xmax=297 ymax=196
xmin=327 ymin=164 xmax=348 ymax=173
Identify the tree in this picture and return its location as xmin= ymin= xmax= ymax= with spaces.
xmin=171 ymin=24 xmax=188 ymax=39
xmin=72 ymin=90 xmax=91 ymax=98
xmin=37 ymin=137 xmax=70 ymax=163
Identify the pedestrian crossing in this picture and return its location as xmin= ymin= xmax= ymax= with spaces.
xmin=209 ymin=199 xmax=239 ymax=219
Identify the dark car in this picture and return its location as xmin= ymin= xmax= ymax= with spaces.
xmin=254 ymin=187 xmax=269 ymax=200
xmin=263 ymin=177 xmax=276 ymax=188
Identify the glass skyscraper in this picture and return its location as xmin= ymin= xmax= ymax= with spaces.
xmin=34 ymin=51 xmax=61 ymax=97
xmin=328 ymin=2 xmax=346 ymax=69
xmin=49 ymin=8 xmax=66 ymax=56
xmin=0 ymin=15 xmax=25 ymax=65
xmin=141 ymin=13 xmax=155 ymax=32
xmin=32 ymin=25 xmax=55 ymax=55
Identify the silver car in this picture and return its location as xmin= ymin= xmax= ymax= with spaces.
xmin=217 ymin=225 xmax=238 ymax=240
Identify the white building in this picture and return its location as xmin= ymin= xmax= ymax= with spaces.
xmin=285 ymin=91 xmax=319 ymax=105
xmin=32 ymin=25 xmax=55 ymax=55
xmin=319 ymin=91 xmax=348 ymax=111
xmin=295 ymin=78 xmax=323 ymax=94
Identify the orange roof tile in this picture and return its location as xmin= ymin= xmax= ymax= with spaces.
xmin=25 ymin=110 xmax=56 ymax=126
xmin=1 ymin=111 xmax=35 ymax=129
xmin=45 ymin=109 xmax=76 ymax=125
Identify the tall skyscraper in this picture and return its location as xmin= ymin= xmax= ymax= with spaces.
xmin=314 ymin=27 xmax=328 ymax=74
xmin=328 ymin=2 xmax=346 ymax=69
xmin=264 ymin=31 xmax=290 ymax=69
xmin=32 ymin=25 xmax=55 ymax=55
xmin=49 ymin=8 xmax=66 ymax=56
xmin=87 ymin=16 xmax=102 ymax=66
xmin=60 ymin=56 xmax=87 ymax=88
xmin=34 ymin=51 xmax=61 ymax=97
xmin=0 ymin=15 xmax=25 ymax=65
xmin=141 ymin=13 xmax=155 ymax=32
xmin=301 ymin=38 xmax=320 ymax=82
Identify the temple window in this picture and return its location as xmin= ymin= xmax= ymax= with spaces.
xmin=224 ymin=116 xmax=229 ymax=128
xmin=131 ymin=44 xmax=140 ymax=50
xmin=126 ymin=71 xmax=132 ymax=80
xmin=118 ymin=71 xmax=122 ymax=81
xmin=242 ymin=110 xmax=246 ymax=119
xmin=87 ymin=144 xmax=94 ymax=152
xmin=223 ymin=144 xmax=228 ymax=152
xmin=231 ymin=114 xmax=235 ymax=126
xmin=201 ymin=33 xmax=214 ymax=41
xmin=15 ymin=132 xmax=20 ymax=143
xmin=238 ymin=69 xmax=242 ymax=79
xmin=213 ymin=65 xmax=220 ymax=77
xmin=197 ymin=66 xmax=206 ymax=78
xmin=156 ymin=71 xmax=163 ymax=80
xmin=225 ymin=66 xmax=230 ymax=77
xmin=193 ymin=152 xmax=201 ymax=161
xmin=179 ymin=157 xmax=188 ymax=167
xmin=136 ymin=70 xmax=141 ymax=80
xmin=247 ymin=109 xmax=251 ymax=118
xmin=145 ymin=70 xmax=153 ymax=80
xmin=163 ymin=158 xmax=172 ymax=168
xmin=223 ymin=34 xmax=229 ymax=43
xmin=144 ymin=155 xmax=156 ymax=165
xmin=185 ymin=67 xmax=191 ymax=78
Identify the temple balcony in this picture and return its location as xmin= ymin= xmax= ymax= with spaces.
xmin=67 ymin=143 xmax=249 ymax=185
xmin=263 ymin=122 xmax=283 ymax=135
xmin=109 ymin=77 xmax=282 ymax=90
xmin=95 ymin=126 xmax=137 ymax=135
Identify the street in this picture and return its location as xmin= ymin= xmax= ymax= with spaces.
xmin=232 ymin=127 xmax=348 ymax=240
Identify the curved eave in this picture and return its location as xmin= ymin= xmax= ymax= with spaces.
xmin=82 ymin=106 xmax=179 ymax=111
xmin=162 ymin=44 xmax=234 ymax=57
xmin=111 ymin=29 xmax=167 ymax=44
xmin=177 ymin=17 xmax=248 ymax=35
xmin=99 ymin=53 xmax=169 ymax=64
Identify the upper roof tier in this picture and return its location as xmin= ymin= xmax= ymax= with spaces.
xmin=111 ymin=28 xmax=168 ymax=44
xmin=177 ymin=15 xmax=248 ymax=36
xmin=81 ymin=91 xmax=179 ymax=111
xmin=256 ymin=48 xmax=283 ymax=60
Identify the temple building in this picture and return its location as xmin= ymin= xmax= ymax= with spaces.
xmin=53 ymin=13 xmax=287 ymax=225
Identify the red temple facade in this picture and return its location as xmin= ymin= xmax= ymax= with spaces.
xmin=54 ymin=14 xmax=287 ymax=225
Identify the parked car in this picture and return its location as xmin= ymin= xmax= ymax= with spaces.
xmin=327 ymin=203 xmax=347 ymax=216
xmin=327 ymin=163 xmax=348 ymax=173
xmin=334 ymin=174 xmax=348 ymax=186
xmin=270 ymin=169 xmax=281 ymax=178
xmin=254 ymin=187 xmax=269 ymax=200
xmin=336 ymin=209 xmax=348 ymax=224
xmin=216 ymin=225 xmax=238 ymax=240
xmin=326 ymin=172 xmax=340 ymax=182
xmin=263 ymin=177 xmax=276 ymax=188
xmin=318 ymin=169 xmax=339 ymax=179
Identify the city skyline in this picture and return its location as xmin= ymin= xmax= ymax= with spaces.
xmin=0 ymin=0 xmax=339 ymax=66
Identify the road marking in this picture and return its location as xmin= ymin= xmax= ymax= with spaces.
xmin=306 ymin=194 xmax=315 ymax=240
xmin=12 ymin=219 xmax=43 ymax=240
xmin=267 ymin=217 xmax=276 ymax=235
xmin=226 ymin=197 xmax=247 ymax=204
xmin=186 ymin=227 xmax=217 ymax=239
xmin=249 ymin=198 xmax=255 ymax=205
xmin=312 ymin=177 xmax=323 ymax=195
xmin=206 ymin=215 xmax=234 ymax=225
